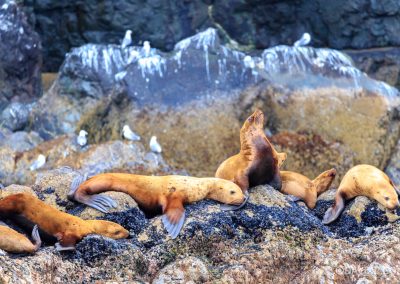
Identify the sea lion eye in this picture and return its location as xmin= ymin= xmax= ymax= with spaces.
xmin=230 ymin=190 xmax=236 ymax=195
xmin=385 ymin=197 xmax=390 ymax=201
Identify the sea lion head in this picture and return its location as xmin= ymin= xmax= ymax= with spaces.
xmin=312 ymin=168 xmax=337 ymax=195
xmin=277 ymin=152 xmax=287 ymax=168
xmin=207 ymin=179 xmax=245 ymax=205
xmin=87 ymin=220 xmax=129 ymax=239
xmin=375 ymin=188 xmax=399 ymax=210
xmin=241 ymin=109 xmax=264 ymax=136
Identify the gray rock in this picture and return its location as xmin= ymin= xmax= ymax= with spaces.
xmin=1 ymin=102 xmax=31 ymax=131
xmin=0 ymin=0 xmax=42 ymax=110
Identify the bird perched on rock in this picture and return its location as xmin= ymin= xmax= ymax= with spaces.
xmin=122 ymin=125 xmax=140 ymax=141
xmin=121 ymin=30 xmax=132 ymax=48
xmin=77 ymin=130 xmax=88 ymax=147
xmin=30 ymin=154 xmax=46 ymax=171
xmin=294 ymin=33 xmax=311 ymax=47
xmin=150 ymin=136 xmax=162 ymax=153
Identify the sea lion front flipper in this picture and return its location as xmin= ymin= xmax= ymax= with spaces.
xmin=161 ymin=195 xmax=186 ymax=239
xmin=54 ymin=233 xmax=77 ymax=251
xmin=220 ymin=191 xmax=250 ymax=211
xmin=322 ymin=193 xmax=345 ymax=224
xmin=31 ymin=225 xmax=42 ymax=251
xmin=68 ymin=172 xmax=88 ymax=200
xmin=55 ymin=242 xmax=76 ymax=251
xmin=162 ymin=210 xmax=186 ymax=239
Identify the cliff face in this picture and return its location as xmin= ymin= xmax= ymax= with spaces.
xmin=21 ymin=0 xmax=400 ymax=72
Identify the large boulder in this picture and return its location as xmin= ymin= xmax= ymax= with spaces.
xmin=0 ymin=0 xmax=42 ymax=111
xmin=29 ymin=29 xmax=400 ymax=179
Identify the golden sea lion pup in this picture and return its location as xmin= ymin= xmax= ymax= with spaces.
xmin=281 ymin=168 xmax=337 ymax=209
xmin=215 ymin=109 xmax=285 ymax=192
xmin=323 ymin=164 xmax=400 ymax=224
xmin=0 ymin=193 xmax=129 ymax=251
xmin=0 ymin=223 xmax=41 ymax=254
xmin=68 ymin=173 xmax=246 ymax=239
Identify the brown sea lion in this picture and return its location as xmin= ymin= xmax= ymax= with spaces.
xmin=323 ymin=164 xmax=400 ymax=224
xmin=281 ymin=168 xmax=337 ymax=209
xmin=0 ymin=193 xmax=129 ymax=251
xmin=0 ymin=223 xmax=41 ymax=254
xmin=68 ymin=173 xmax=246 ymax=238
xmin=215 ymin=109 xmax=285 ymax=192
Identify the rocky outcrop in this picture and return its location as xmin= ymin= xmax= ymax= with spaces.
xmin=1 ymin=178 xmax=400 ymax=282
xmin=21 ymin=0 xmax=400 ymax=72
xmin=0 ymin=135 xmax=173 ymax=186
xmin=28 ymin=29 xmax=400 ymax=180
xmin=0 ymin=0 xmax=42 ymax=111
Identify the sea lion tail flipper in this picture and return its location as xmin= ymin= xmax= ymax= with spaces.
xmin=83 ymin=194 xmax=118 ymax=213
xmin=322 ymin=194 xmax=345 ymax=224
xmin=162 ymin=210 xmax=185 ymax=239
xmin=68 ymin=172 xmax=89 ymax=200
xmin=220 ymin=191 xmax=250 ymax=211
xmin=31 ymin=225 xmax=42 ymax=251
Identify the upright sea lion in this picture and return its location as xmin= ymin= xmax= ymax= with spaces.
xmin=215 ymin=109 xmax=285 ymax=192
xmin=323 ymin=164 xmax=400 ymax=224
xmin=68 ymin=173 xmax=246 ymax=238
xmin=281 ymin=168 xmax=336 ymax=209
xmin=0 ymin=193 xmax=129 ymax=250
xmin=0 ymin=223 xmax=41 ymax=254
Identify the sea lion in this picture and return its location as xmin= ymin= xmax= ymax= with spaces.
xmin=323 ymin=164 xmax=400 ymax=224
xmin=281 ymin=168 xmax=337 ymax=209
xmin=0 ymin=193 xmax=129 ymax=250
xmin=215 ymin=109 xmax=285 ymax=192
xmin=68 ymin=173 xmax=246 ymax=238
xmin=0 ymin=223 xmax=41 ymax=254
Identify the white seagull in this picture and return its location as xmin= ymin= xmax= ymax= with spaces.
xmin=121 ymin=30 xmax=132 ymax=48
xmin=30 ymin=154 xmax=46 ymax=171
xmin=143 ymin=41 xmax=151 ymax=57
xmin=294 ymin=33 xmax=311 ymax=47
xmin=150 ymin=136 xmax=162 ymax=153
xmin=122 ymin=125 xmax=141 ymax=141
xmin=77 ymin=130 xmax=88 ymax=147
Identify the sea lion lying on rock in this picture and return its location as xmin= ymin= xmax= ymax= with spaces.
xmin=69 ymin=173 xmax=246 ymax=239
xmin=216 ymin=109 xmax=285 ymax=192
xmin=323 ymin=164 xmax=400 ymax=224
xmin=280 ymin=168 xmax=336 ymax=209
xmin=0 ymin=193 xmax=129 ymax=251
xmin=0 ymin=222 xmax=41 ymax=254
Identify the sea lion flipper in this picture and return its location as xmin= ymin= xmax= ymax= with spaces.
xmin=31 ymin=225 xmax=42 ymax=250
xmin=68 ymin=173 xmax=88 ymax=200
xmin=55 ymin=242 xmax=76 ymax=251
xmin=322 ymin=194 xmax=345 ymax=224
xmin=79 ymin=194 xmax=118 ymax=213
xmin=161 ymin=210 xmax=185 ymax=239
